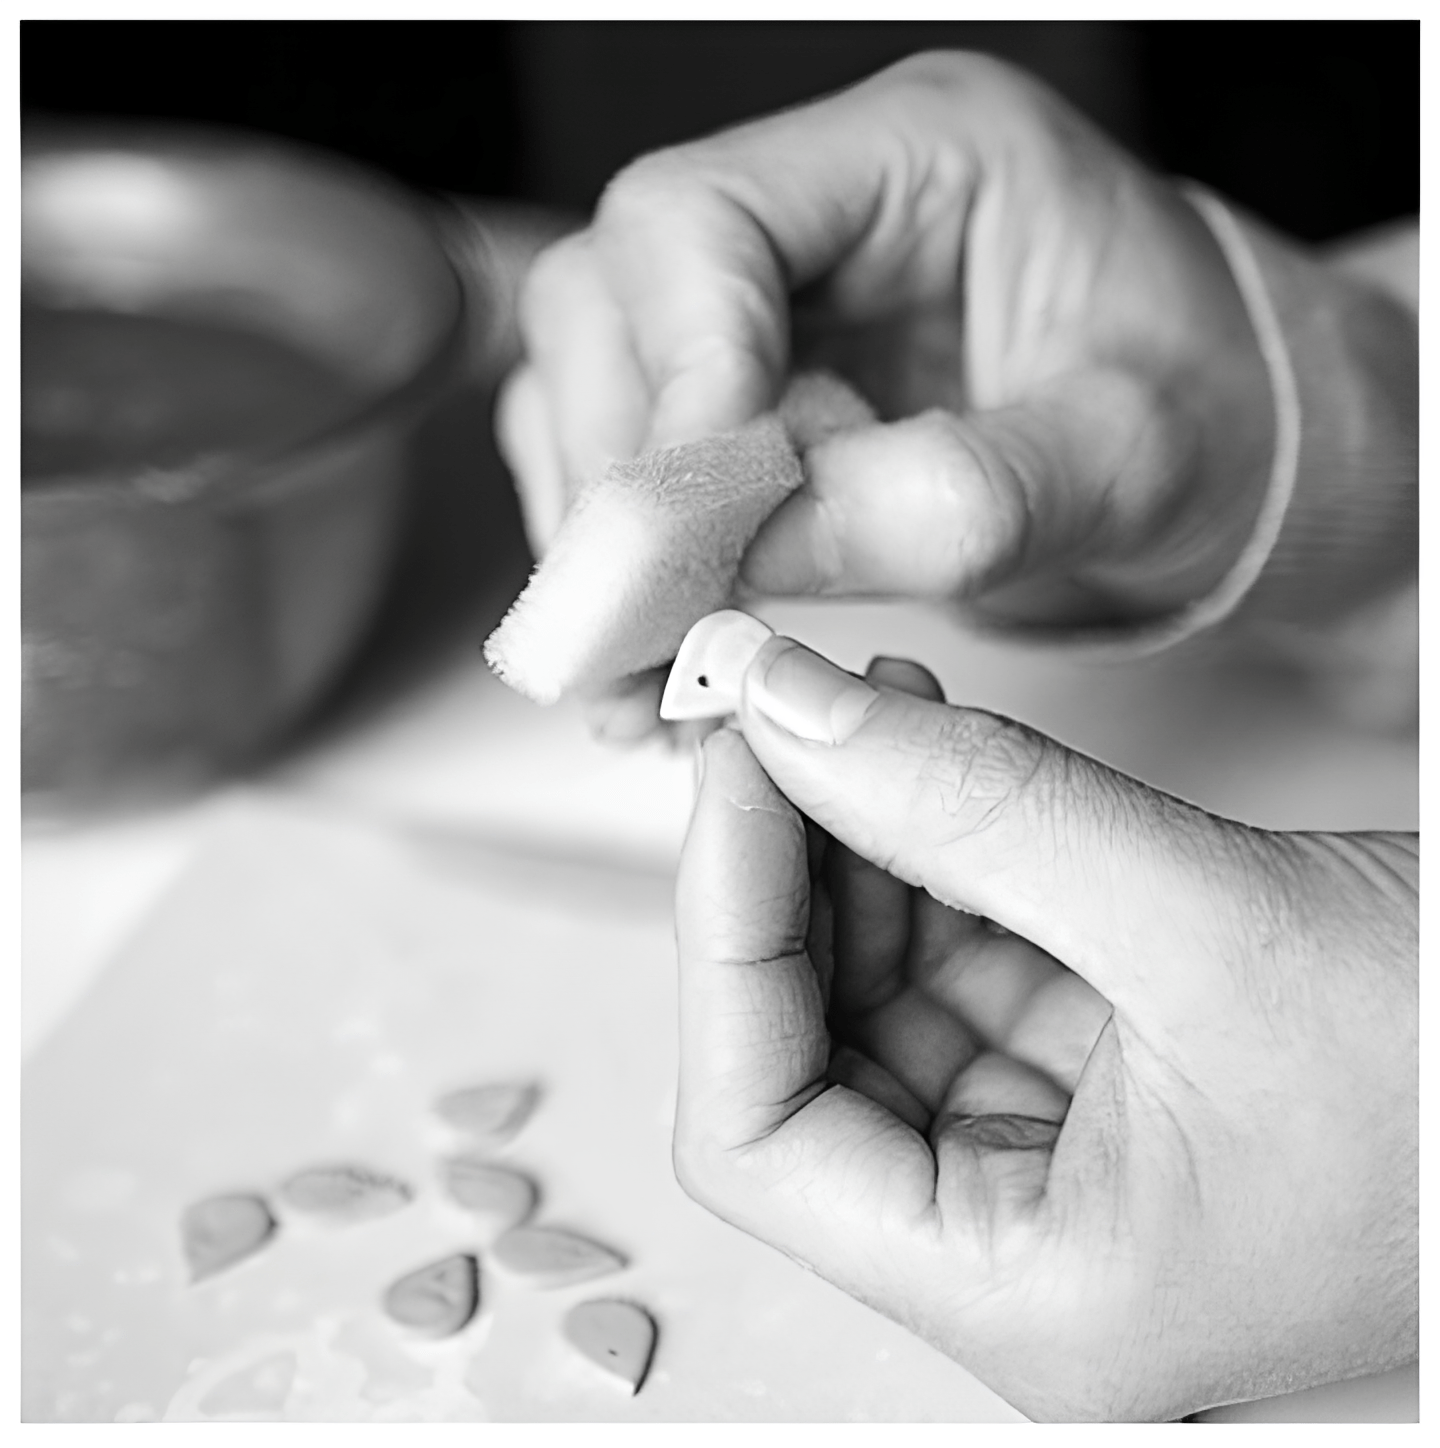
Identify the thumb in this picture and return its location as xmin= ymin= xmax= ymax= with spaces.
xmin=732 ymin=632 xmax=1247 ymax=1025
xmin=738 ymin=369 xmax=1192 ymax=606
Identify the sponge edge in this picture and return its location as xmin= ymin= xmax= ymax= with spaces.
xmin=484 ymin=372 xmax=873 ymax=705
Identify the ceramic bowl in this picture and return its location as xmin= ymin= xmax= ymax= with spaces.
xmin=22 ymin=121 xmax=467 ymax=805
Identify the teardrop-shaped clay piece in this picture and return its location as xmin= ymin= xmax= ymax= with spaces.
xmin=440 ymin=1158 xmax=537 ymax=1239
xmin=490 ymin=1226 xmax=624 ymax=1288
xmin=563 ymin=1299 xmax=657 ymax=1394
xmin=434 ymin=1082 xmax=539 ymax=1146
xmin=181 ymin=1193 xmax=277 ymax=1282
xmin=279 ymin=1164 xmax=412 ymax=1223
xmin=382 ymin=1253 xmax=479 ymax=1337
xmin=659 ymin=609 xmax=774 ymax=721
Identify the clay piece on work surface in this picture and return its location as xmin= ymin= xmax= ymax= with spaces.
xmin=489 ymin=1225 xmax=625 ymax=1288
xmin=563 ymin=1299 xmax=658 ymax=1395
xmin=382 ymin=1252 xmax=480 ymax=1338
xmin=433 ymin=1081 xmax=540 ymax=1146
xmin=440 ymin=1157 xmax=537 ymax=1240
xmin=278 ymin=1164 xmax=413 ymax=1223
xmin=180 ymin=1192 xmax=277 ymax=1282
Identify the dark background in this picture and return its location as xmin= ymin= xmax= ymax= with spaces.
xmin=22 ymin=19 xmax=1418 ymax=243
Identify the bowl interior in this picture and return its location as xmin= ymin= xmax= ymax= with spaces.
xmin=21 ymin=124 xmax=468 ymax=802
xmin=22 ymin=124 xmax=463 ymax=411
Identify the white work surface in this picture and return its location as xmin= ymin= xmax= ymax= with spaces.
xmin=23 ymin=587 xmax=1419 ymax=1423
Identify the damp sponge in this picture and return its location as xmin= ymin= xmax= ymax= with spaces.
xmin=484 ymin=372 xmax=873 ymax=704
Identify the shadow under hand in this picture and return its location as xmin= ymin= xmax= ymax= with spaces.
xmin=276 ymin=373 xmax=535 ymax=758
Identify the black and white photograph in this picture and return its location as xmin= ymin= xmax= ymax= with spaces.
xmin=19 ymin=11 xmax=1420 ymax=1425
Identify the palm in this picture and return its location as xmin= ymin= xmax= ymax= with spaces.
xmin=675 ymin=640 xmax=1418 ymax=1419
xmin=730 ymin=657 xmax=1128 ymax=1327
xmin=765 ymin=671 xmax=1209 ymax=1414
xmin=808 ymin=825 xmax=1114 ymax=1209
xmin=828 ymin=858 xmax=1107 ymax=1096
xmin=805 ymin=660 xmax=1112 ymax=1160
xmin=789 ymin=780 xmax=1181 ymax=1416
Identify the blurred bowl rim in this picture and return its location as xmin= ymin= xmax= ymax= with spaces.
xmin=21 ymin=115 xmax=470 ymax=508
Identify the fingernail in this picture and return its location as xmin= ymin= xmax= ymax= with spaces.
xmin=748 ymin=641 xmax=879 ymax=745
xmin=659 ymin=610 xmax=775 ymax=721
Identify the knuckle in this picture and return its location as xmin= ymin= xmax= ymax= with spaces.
xmin=906 ymin=409 xmax=1032 ymax=588
xmin=1063 ymin=368 xmax=1193 ymax=525
xmin=876 ymin=48 xmax=1035 ymax=110
xmin=515 ymin=232 xmax=593 ymax=341
xmin=597 ymin=147 xmax=706 ymax=228
xmin=492 ymin=362 xmax=531 ymax=430
xmin=660 ymin=326 xmax=756 ymax=390
xmin=600 ymin=145 xmax=766 ymax=258
xmin=876 ymin=48 xmax=982 ymax=90
xmin=492 ymin=366 xmax=538 ymax=461
xmin=518 ymin=231 xmax=584 ymax=295
xmin=1071 ymin=366 xmax=1162 ymax=433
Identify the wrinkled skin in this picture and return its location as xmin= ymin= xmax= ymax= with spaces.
xmin=498 ymin=51 xmax=1275 ymax=739
xmin=674 ymin=653 xmax=1417 ymax=1422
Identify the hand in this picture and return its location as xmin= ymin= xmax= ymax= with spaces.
xmin=673 ymin=641 xmax=1417 ymax=1421
xmin=498 ymin=51 xmax=1278 ymax=737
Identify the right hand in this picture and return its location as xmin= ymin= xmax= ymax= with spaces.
xmin=672 ymin=640 xmax=1418 ymax=1420
xmin=498 ymin=49 xmax=1277 ymax=715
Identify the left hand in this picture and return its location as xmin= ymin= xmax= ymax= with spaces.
xmin=497 ymin=51 xmax=1284 ymax=742
xmin=673 ymin=643 xmax=1417 ymax=1421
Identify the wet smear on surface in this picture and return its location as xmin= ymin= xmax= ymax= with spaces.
xmin=333 ymin=1315 xmax=435 ymax=1404
xmin=196 ymin=1350 xmax=296 ymax=1418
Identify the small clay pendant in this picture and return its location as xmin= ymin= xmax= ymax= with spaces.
xmin=433 ymin=1082 xmax=540 ymax=1146
xmin=382 ymin=1252 xmax=480 ymax=1337
xmin=279 ymin=1164 xmax=412 ymax=1223
xmin=563 ymin=1299 xmax=657 ymax=1395
xmin=490 ymin=1225 xmax=624 ymax=1288
xmin=181 ymin=1193 xmax=277 ymax=1281
xmin=440 ymin=1157 xmax=537 ymax=1240
xmin=659 ymin=609 xmax=775 ymax=721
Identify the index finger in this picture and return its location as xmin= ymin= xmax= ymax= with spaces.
xmin=580 ymin=53 xmax=1007 ymax=452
